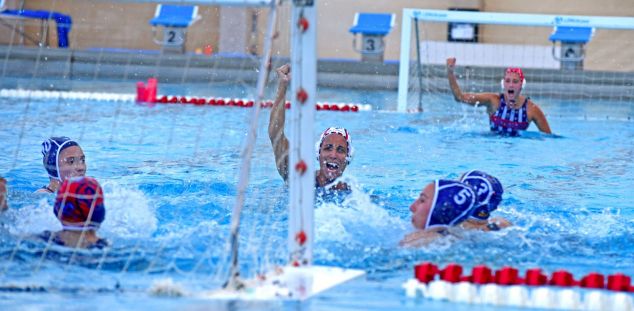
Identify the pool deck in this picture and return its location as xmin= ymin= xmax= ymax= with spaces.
xmin=1 ymin=46 xmax=633 ymax=101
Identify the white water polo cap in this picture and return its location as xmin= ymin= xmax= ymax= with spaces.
xmin=315 ymin=127 xmax=354 ymax=164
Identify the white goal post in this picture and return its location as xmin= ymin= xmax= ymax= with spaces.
xmin=397 ymin=9 xmax=634 ymax=112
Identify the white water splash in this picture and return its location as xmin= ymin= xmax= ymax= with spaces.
xmin=7 ymin=198 xmax=61 ymax=235
xmin=315 ymin=175 xmax=409 ymax=247
xmin=3 ymin=181 xmax=158 ymax=240
xmin=99 ymin=180 xmax=157 ymax=239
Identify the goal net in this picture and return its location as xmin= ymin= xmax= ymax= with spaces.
xmin=397 ymin=9 xmax=634 ymax=113
xmin=0 ymin=0 xmax=308 ymax=295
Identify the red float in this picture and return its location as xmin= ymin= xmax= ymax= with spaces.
xmin=440 ymin=263 xmax=463 ymax=283
xmin=524 ymin=268 xmax=548 ymax=286
xmin=549 ymin=270 xmax=577 ymax=287
xmin=580 ymin=272 xmax=605 ymax=289
xmin=414 ymin=262 xmax=438 ymax=284
xmin=470 ymin=265 xmax=493 ymax=284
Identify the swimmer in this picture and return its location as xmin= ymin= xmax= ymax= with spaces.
xmin=446 ymin=57 xmax=552 ymax=136
xmin=458 ymin=170 xmax=512 ymax=231
xmin=37 ymin=137 xmax=86 ymax=193
xmin=0 ymin=177 xmax=8 ymax=212
xmin=268 ymin=64 xmax=353 ymax=191
xmin=39 ymin=176 xmax=108 ymax=249
xmin=400 ymin=179 xmax=477 ymax=247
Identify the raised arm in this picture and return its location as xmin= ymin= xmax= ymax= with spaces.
xmin=447 ymin=57 xmax=497 ymax=112
xmin=528 ymin=101 xmax=552 ymax=134
xmin=268 ymin=64 xmax=291 ymax=181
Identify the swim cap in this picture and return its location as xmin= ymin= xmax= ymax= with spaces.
xmin=505 ymin=67 xmax=524 ymax=82
xmin=460 ymin=170 xmax=504 ymax=221
xmin=315 ymin=127 xmax=354 ymax=164
xmin=502 ymin=67 xmax=527 ymax=89
xmin=42 ymin=137 xmax=79 ymax=180
xmin=426 ymin=179 xmax=477 ymax=229
xmin=53 ymin=176 xmax=105 ymax=231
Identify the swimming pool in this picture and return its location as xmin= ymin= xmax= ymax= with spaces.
xmin=0 ymin=81 xmax=633 ymax=310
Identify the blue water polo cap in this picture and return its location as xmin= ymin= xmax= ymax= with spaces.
xmin=460 ymin=170 xmax=504 ymax=220
xmin=42 ymin=137 xmax=79 ymax=180
xmin=426 ymin=179 xmax=477 ymax=229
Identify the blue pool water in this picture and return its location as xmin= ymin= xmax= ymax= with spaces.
xmin=0 ymin=82 xmax=633 ymax=310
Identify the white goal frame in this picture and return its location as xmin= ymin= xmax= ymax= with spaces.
xmin=397 ymin=9 xmax=634 ymax=112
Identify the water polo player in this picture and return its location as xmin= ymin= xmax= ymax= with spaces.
xmin=400 ymin=179 xmax=477 ymax=247
xmin=268 ymin=64 xmax=353 ymax=191
xmin=37 ymin=137 xmax=86 ymax=193
xmin=40 ymin=176 xmax=108 ymax=249
xmin=446 ymin=57 xmax=552 ymax=136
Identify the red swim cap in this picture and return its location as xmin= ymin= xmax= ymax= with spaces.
xmin=53 ymin=176 xmax=105 ymax=230
xmin=505 ymin=67 xmax=525 ymax=82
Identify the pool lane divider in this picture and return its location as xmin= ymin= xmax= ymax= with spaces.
xmin=135 ymin=78 xmax=370 ymax=112
xmin=0 ymin=86 xmax=372 ymax=112
xmin=0 ymin=88 xmax=136 ymax=102
xmin=151 ymin=95 xmax=370 ymax=112
xmin=403 ymin=262 xmax=634 ymax=310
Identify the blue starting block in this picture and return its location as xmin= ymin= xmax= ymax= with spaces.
xmin=349 ymin=13 xmax=395 ymax=62
xmin=549 ymin=26 xmax=594 ymax=70
xmin=150 ymin=5 xmax=200 ymax=53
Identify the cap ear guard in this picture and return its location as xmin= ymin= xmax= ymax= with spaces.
xmin=470 ymin=205 xmax=492 ymax=221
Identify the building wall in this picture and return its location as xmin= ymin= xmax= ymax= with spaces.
xmin=309 ymin=0 xmax=634 ymax=71
xmin=1 ymin=0 xmax=633 ymax=71
xmin=1 ymin=0 xmax=224 ymax=52
xmin=482 ymin=0 xmax=634 ymax=71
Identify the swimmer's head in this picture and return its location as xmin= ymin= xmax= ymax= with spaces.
xmin=315 ymin=127 xmax=353 ymax=182
xmin=459 ymin=170 xmax=504 ymax=221
xmin=410 ymin=179 xmax=477 ymax=230
xmin=502 ymin=67 xmax=526 ymax=102
xmin=53 ymin=176 xmax=105 ymax=231
xmin=42 ymin=137 xmax=85 ymax=181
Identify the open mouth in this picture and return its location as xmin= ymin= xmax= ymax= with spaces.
xmin=325 ymin=162 xmax=339 ymax=171
xmin=507 ymin=89 xmax=515 ymax=95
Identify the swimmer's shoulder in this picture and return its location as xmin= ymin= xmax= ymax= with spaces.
xmin=399 ymin=229 xmax=446 ymax=248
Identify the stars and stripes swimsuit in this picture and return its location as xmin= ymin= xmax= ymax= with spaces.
xmin=489 ymin=94 xmax=529 ymax=136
